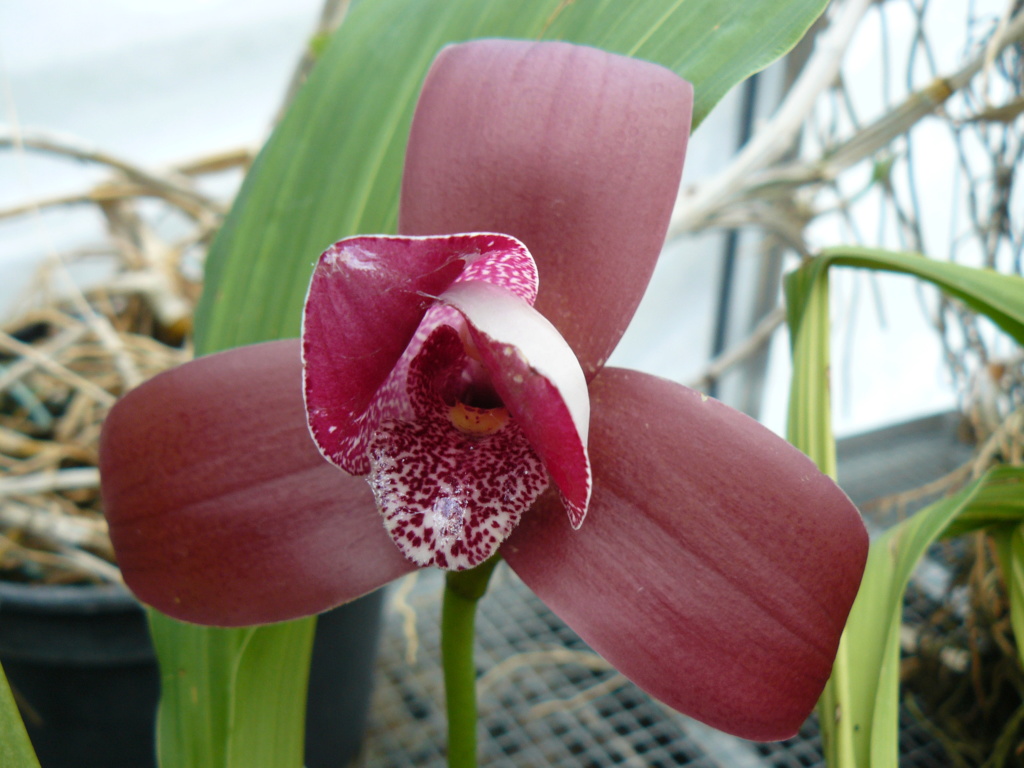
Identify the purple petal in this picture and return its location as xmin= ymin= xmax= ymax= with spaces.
xmin=441 ymin=281 xmax=591 ymax=528
xmin=400 ymin=40 xmax=693 ymax=379
xmin=368 ymin=326 xmax=548 ymax=570
xmin=100 ymin=340 xmax=417 ymax=626
xmin=303 ymin=233 xmax=535 ymax=474
xmin=503 ymin=368 xmax=867 ymax=741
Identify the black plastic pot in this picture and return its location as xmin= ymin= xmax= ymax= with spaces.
xmin=306 ymin=587 xmax=386 ymax=768
xmin=0 ymin=582 xmax=157 ymax=768
xmin=0 ymin=581 xmax=385 ymax=768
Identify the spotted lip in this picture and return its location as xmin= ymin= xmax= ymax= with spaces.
xmin=302 ymin=232 xmax=589 ymax=570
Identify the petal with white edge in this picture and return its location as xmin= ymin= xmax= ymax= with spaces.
xmin=303 ymin=233 xmax=536 ymax=475
xmin=441 ymin=280 xmax=591 ymax=528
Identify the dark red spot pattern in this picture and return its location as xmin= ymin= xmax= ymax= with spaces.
xmin=304 ymin=234 xmax=539 ymax=477
xmin=367 ymin=325 xmax=547 ymax=569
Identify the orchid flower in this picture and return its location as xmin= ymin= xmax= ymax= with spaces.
xmin=99 ymin=40 xmax=868 ymax=742
xmin=303 ymin=232 xmax=590 ymax=571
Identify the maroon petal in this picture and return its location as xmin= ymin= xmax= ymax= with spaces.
xmin=99 ymin=340 xmax=417 ymax=627
xmin=400 ymin=40 xmax=693 ymax=379
xmin=303 ymin=233 xmax=533 ymax=474
xmin=502 ymin=368 xmax=867 ymax=741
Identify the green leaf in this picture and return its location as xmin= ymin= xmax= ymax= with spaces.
xmin=785 ymin=246 xmax=1024 ymax=768
xmin=225 ymin=621 xmax=315 ymax=766
xmin=149 ymin=613 xmax=316 ymax=768
xmin=0 ymin=660 xmax=40 ymax=768
xmin=833 ymin=467 xmax=1024 ymax=767
xmin=785 ymin=246 xmax=1024 ymax=481
xmin=149 ymin=614 xmax=239 ymax=768
xmin=992 ymin=522 xmax=1024 ymax=681
xmin=784 ymin=258 xmax=836 ymax=477
xmin=195 ymin=0 xmax=829 ymax=353
xmin=814 ymin=246 xmax=1024 ymax=345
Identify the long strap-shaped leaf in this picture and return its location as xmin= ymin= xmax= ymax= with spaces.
xmin=786 ymin=246 xmax=1024 ymax=487
xmin=992 ymin=521 xmax=1024 ymax=700
xmin=158 ymin=2 xmax=834 ymax=766
xmin=800 ymin=246 xmax=1024 ymax=345
xmin=195 ymin=0 xmax=829 ymax=353
xmin=148 ymin=618 xmax=315 ymax=768
xmin=844 ymin=467 xmax=1024 ymax=767
xmin=786 ymin=246 xmax=1024 ymax=768
xmin=0 ymin=661 xmax=40 ymax=768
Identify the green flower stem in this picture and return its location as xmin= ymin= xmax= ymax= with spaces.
xmin=441 ymin=554 xmax=501 ymax=768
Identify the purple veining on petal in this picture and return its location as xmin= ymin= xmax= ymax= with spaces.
xmin=367 ymin=324 xmax=548 ymax=569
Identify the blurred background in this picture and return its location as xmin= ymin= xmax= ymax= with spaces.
xmin=5 ymin=0 xmax=1018 ymax=436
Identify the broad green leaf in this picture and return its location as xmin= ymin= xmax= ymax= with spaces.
xmin=148 ymin=618 xmax=315 ymax=768
xmin=149 ymin=615 xmax=242 ymax=768
xmin=225 ymin=621 xmax=315 ymax=767
xmin=833 ymin=467 xmax=1024 ymax=768
xmin=149 ymin=613 xmax=316 ymax=768
xmin=195 ymin=0 xmax=830 ymax=353
xmin=0 ymin=661 xmax=40 ymax=768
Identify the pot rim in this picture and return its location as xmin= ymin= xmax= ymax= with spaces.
xmin=0 ymin=580 xmax=139 ymax=615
